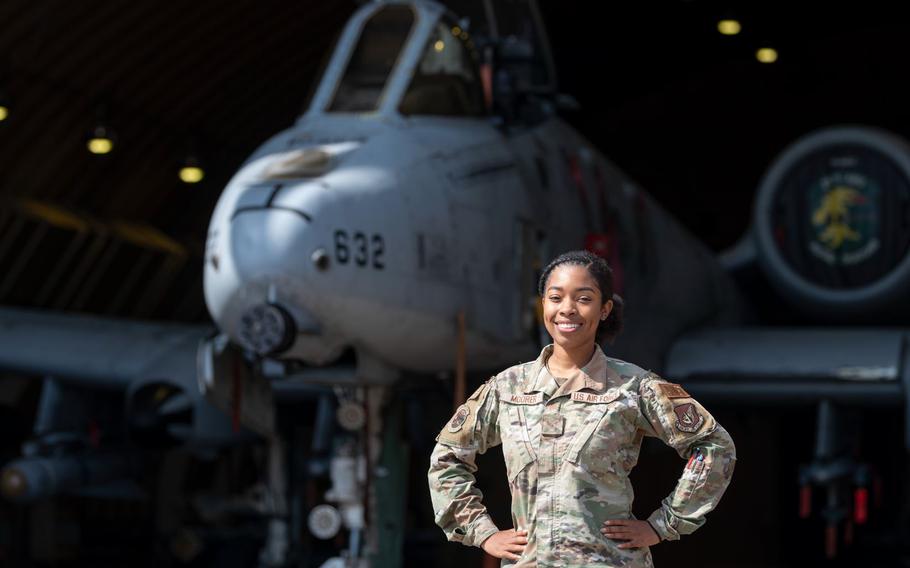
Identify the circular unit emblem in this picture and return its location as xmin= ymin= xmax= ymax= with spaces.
xmin=447 ymin=404 xmax=471 ymax=433
xmin=754 ymin=127 xmax=910 ymax=315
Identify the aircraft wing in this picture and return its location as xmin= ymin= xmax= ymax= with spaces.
xmin=666 ymin=327 xmax=910 ymax=446
xmin=0 ymin=306 xmax=275 ymax=440
xmin=0 ymin=306 xmax=212 ymax=388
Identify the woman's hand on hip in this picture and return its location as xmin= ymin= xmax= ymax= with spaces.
xmin=601 ymin=519 xmax=660 ymax=549
xmin=481 ymin=529 xmax=528 ymax=561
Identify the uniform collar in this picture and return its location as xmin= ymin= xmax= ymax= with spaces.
xmin=524 ymin=344 xmax=618 ymax=397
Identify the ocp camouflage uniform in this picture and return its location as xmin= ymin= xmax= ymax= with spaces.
xmin=428 ymin=345 xmax=736 ymax=567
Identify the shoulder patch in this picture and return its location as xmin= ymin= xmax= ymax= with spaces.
xmin=658 ymin=382 xmax=690 ymax=399
xmin=435 ymin=378 xmax=495 ymax=448
xmin=673 ymin=403 xmax=705 ymax=433
xmin=447 ymin=404 xmax=471 ymax=432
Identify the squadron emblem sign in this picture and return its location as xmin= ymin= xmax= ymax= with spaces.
xmin=808 ymin=171 xmax=880 ymax=266
xmin=674 ymin=403 xmax=705 ymax=433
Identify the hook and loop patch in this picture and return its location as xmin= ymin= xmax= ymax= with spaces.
xmin=447 ymin=404 xmax=471 ymax=432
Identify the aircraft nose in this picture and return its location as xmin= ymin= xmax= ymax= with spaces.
xmin=228 ymin=208 xmax=311 ymax=355
xmin=205 ymin=182 xmax=327 ymax=356
xmin=230 ymin=205 xmax=311 ymax=275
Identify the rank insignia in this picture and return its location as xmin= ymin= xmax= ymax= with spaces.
xmin=673 ymin=403 xmax=704 ymax=433
xmin=447 ymin=404 xmax=471 ymax=433
xmin=541 ymin=413 xmax=565 ymax=437
xmin=658 ymin=382 xmax=690 ymax=399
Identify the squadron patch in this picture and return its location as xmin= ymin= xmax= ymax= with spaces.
xmin=658 ymin=383 xmax=690 ymax=399
xmin=447 ymin=404 xmax=471 ymax=433
xmin=673 ymin=403 xmax=705 ymax=433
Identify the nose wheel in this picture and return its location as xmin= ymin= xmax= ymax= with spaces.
xmin=239 ymin=303 xmax=296 ymax=355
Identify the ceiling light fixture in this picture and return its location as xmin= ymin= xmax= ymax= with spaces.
xmin=87 ymin=124 xmax=115 ymax=155
xmin=0 ymin=89 xmax=9 ymax=122
xmin=179 ymin=155 xmax=205 ymax=184
xmin=756 ymin=47 xmax=778 ymax=64
xmin=717 ymin=19 xmax=741 ymax=36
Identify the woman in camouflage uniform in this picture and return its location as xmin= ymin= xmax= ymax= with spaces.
xmin=428 ymin=250 xmax=736 ymax=567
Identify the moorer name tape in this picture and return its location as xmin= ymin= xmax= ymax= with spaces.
xmin=507 ymin=393 xmax=544 ymax=405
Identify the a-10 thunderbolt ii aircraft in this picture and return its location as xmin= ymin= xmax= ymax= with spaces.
xmin=2 ymin=0 xmax=910 ymax=565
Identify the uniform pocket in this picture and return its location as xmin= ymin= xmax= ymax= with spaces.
xmin=576 ymin=397 xmax=639 ymax=482
xmin=501 ymin=404 xmax=537 ymax=484
xmin=505 ymin=448 xmax=535 ymax=485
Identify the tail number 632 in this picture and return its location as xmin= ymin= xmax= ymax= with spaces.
xmin=334 ymin=230 xmax=385 ymax=269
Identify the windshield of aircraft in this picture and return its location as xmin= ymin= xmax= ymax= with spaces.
xmin=328 ymin=5 xmax=415 ymax=113
xmin=399 ymin=19 xmax=485 ymax=117
xmin=439 ymin=0 xmax=555 ymax=93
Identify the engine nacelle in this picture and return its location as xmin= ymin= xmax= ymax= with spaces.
xmin=753 ymin=126 xmax=910 ymax=318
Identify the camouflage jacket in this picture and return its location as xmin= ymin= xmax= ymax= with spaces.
xmin=428 ymin=345 xmax=736 ymax=567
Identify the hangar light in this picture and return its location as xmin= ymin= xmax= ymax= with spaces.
xmin=180 ymin=166 xmax=205 ymax=184
xmin=87 ymin=125 xmax=115 ymax=155
xmin=88 ymin=138 xmax=113 ymax=154
xmin=717 ymin=19 xmax=741 ymax=35
xmin=756 ymin=47 xmax=778 ymax=63
xmin=180 ymin=155 xmax=205 ymax=183
xmin=0 ymin=106 xmax=7 ymax=121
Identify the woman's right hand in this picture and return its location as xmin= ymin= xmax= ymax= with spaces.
xmin=481 ymin=529 xmax=528 ymax=561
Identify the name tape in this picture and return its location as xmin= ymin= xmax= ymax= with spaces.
xmin=507 ymin=393 xmax=544 ymax=405
xmin=571 ymin=392 xmax=620 ymax=404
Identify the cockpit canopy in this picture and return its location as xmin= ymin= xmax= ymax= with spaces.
xmin=305 ymin=0 xmax=554 ymax=119
xmin=327 ymin=5 xmax=415 ymax=114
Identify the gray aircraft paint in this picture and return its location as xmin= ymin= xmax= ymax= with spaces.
xmin=203 ymin=0 xmax=742 ymax=377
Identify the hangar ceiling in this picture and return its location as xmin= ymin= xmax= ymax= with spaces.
xmin=0 ymin=0 xmax=355 ymax=321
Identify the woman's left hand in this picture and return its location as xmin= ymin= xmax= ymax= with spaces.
xmin=600 ymin=519 xmax=661 ymax=549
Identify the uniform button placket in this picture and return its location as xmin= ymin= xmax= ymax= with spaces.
xmin=537 ymin=398 xmax=565 ymax=564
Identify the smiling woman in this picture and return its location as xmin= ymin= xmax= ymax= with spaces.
xmin=538 ymin=250 xmax=625 ymax=349
xmin=428 ymin=250 xmax=736 ymax=567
